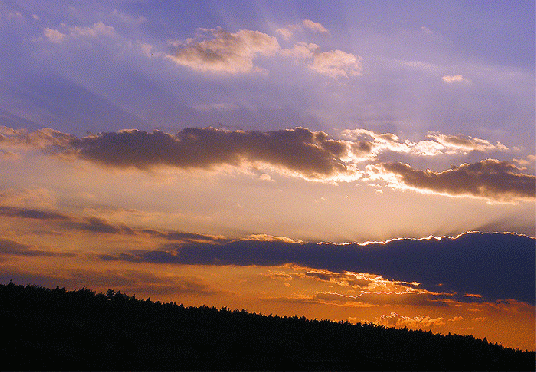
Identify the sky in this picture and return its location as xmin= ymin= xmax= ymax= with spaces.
xmin=0 ymin=0 xmax=534 ymax=350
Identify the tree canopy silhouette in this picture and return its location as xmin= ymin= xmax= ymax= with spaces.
xmin=0 ymin=282 xmax=533 ymax=371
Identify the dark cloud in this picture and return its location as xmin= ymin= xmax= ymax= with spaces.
xmin=141 ymin=229 xmax=230 ymax=244
xmin=0 ymin=206 xmax=69 ymax=220
xmin=0 ymin=204 xmax=229 ymax=243
xmin=102 ymin=232 xmax=535 ymax=305
xmin=0 ymin=204 xmax=133 ymax=235
xmin=0 ymin=238 xmax=68 ymax=257
xmin=381 ymin=159 xmax=535 ymax=199
xmin=0 ymin=203 xmax=132 ymax=236
xmin=70 ymin=127 xmax=350 ymax=178
xmin=63 ymin=217 xmax=134 ymax=235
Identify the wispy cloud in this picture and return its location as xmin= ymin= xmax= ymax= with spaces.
xmin=43 ymin=22 xmax=117 ymax=43
xmin=0 ymin=238 xmax=69 ymax=257
xmin=302 ymin=19 xmax=329 ymax=34
xmin=0 ymin=126 xmax=74 ymax=149
xmin=442 ymin=74 xmax=470 ymax=83
xmin=376 ymin=312 xmax=446 ymax=328
xmin=280 ymin=42 xmax=319 ymax=59
xmin=276 ymin=19 xmax=329 ymax=41
xmin=0 ymin=206 xmax=68 ymax=221
xmin=0 ymin=265 xmax=214 ymax=297
xmin=343 ymin=129 xmax=507 ymax=157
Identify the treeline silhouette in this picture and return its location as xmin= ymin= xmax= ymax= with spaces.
xmin=0 ymin=283 xmax=533 ymax=371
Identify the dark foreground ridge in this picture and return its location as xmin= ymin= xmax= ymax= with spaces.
xmin=0 ymin=283 xmax=533 ymax=371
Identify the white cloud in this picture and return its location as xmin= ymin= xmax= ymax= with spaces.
xmin=5 ymin=11 xmax=23 ymax=20
xmin=276 ymin=19 xmax=328 ymax=41
xmin=302 ymin=19 xmax=329 ymax=34
xmin=343 ymin=129 xmax=508 ymax=157
xmin=110 ymin=9 xmax=146 ymax=25
xmin=442 ymin=74 xmax=470 ymax=83
xmin=310 ymin=50 xmax=363 ymax=78
xmin=276 ymin=27 xmax=296 ymax=41
xmin=43 ymin=22 xmax=116 ymax=43
xmin=420 ymin=26 xmax=433 ymax=35
xmin=259 ymin=173 xmax=273 ymax=182
xmin=69 ymin=22 xmax=116 ymax=38
xmin=426 ymin=133 xmax=506 ymax=154
xmin=377 ymin=312 xmax=445 ymax=328
xmin=169 ymin=28 xmax=280 ymax=74
xmin=44 ymin=28 xmax=66 ymax=43
xmin=280 ymin=42 xmax=319 ymax=59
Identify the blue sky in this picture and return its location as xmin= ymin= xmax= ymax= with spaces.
xmin=0 ymin=0 xmax=534 ymax=350
xmin=1 ymin=1 xmax=533 ymax=145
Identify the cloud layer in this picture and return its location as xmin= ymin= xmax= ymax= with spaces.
xmin=2 ymin=125 xmax=533 ymax=200
xmin=101 ymin=232 xmax=535 ymax=305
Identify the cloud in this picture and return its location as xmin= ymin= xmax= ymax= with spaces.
xmin=63 ymin=217 xmax=134 ymax=235
xmin=420 ymin=26 xmax=434 ymax=35
xmin=0 ymin=203 xmax=134 ymax=235
xmin=0 ymin=187 xmax=57 ymax=210
xmin=102 ymin=232 xmax=536 ymax=305
xmin=169 ymin=28 xmax=280 ymax=74
xmin=0 ymin=238 xmax=66 ymax=257
xmin=442 ymin=74 xmax=470 ymax=83
xmin=0 ymin=202 xmax=227 ymax=243
xmin=69 ymin=127 xmax=353 ymax=179
xmin=427 ymin=133 xmax=506 ymax=153
xmin=140 ymin=229 xmax=229 ymax=244
xmin=43 ymin=28 xmax=65 ymax=43
xmin=379 ymin=159 xmax=535 ymax=199
xmin=43 ymin=22 xmax=116 ymax=43
xmin=280 ymin=43 xmax=362 ymax=79
xmin=2 ymin=126 xmax=527 ymax=195
xmin=0 ymin=126 xmax=74 ymax=150
xmin=0 ymin=266 xmax=214 ymax=297
xmin=275 ymin=27 xmax=294 ymax=41
xmin=270 ymin=267 xmax=450 ymax=307
xmin=0 ymin=206 xmax=68 ymax=221
xmin=310 ymin=50 xmax=363 ymax=78
xmin=302 ymin=19 xmax=329 ymax=34
xmin=343 ymin=129 xmax=508 ymax=157
xmin=276 ymin=19 xmax=329 ymax=40
xmin=376 ymin=312 xmax=445 ymax=328
xmin=280 ymin=42 xmax=319 ymax=59
xmin=110 ymin=9 xmax=147 ymax=25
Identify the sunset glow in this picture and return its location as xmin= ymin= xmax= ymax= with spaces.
xmin=0 ymin=0 xmax=534 ymax=352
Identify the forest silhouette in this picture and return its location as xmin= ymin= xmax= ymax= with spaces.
xmin=0 ymin=282 xmax=533 ymax=370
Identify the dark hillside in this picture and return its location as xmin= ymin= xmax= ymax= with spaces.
xmin=0 ymin=283 xmax=533 ymax=370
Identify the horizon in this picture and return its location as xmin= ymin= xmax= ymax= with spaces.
xmin=0 ymin=0 xmax=534 ymax=351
